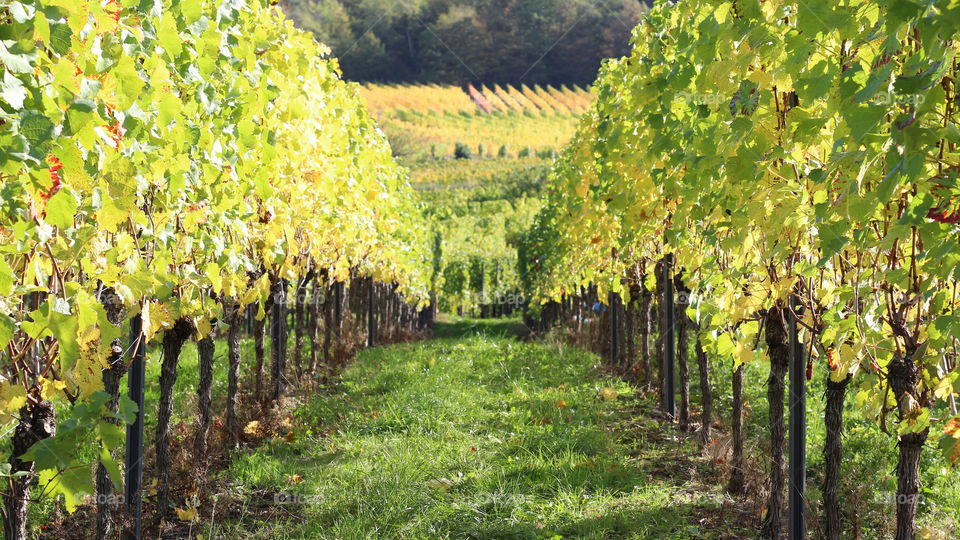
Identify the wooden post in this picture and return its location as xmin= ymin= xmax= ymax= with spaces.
xmin=124 ymin=315 xmax=145 ymax=540
xmin=788 ymin=296 xmax=806 ymax=539
xmin=610 ymin=291 xmax=619 ymax=365
xmin=663 ymin=254 xmax=676 ymax=418
xmin=367 ymin=279 xmax=375 ymax=347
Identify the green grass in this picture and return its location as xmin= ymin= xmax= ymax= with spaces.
xmin=215 ymin=317 xmax=742 ymax=538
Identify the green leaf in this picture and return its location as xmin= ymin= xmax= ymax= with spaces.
xmin=0 ymin=39 xmax=37 ymax=74
xmin=48 ymin=23 xmax=73 ymax=56
xmin=99 ymin=447 xmax=123 ymax=491
xmin=37 ymin=465 xmax=93 ymax=513
xmin=888 ymin=0 xmax=924 ymax=26
xmin=157 ymin=91 xmax=181 ymax=127
xmin=182 ymin=0 xmax=204 ymax=24
xmin=64 ymin=99 xmax=95 ymax=136
xmin=18 ymin=110 xmax=55 ymax=152
xmin=1 ymin=71 xmax=27 ymax=110
xmin=893 ymin=61 xmax=944 ymax=95
xmin=818 ymin=220 xmax=850 ymax=259
xmin=157 ymin=14 xmax=182 ymax=59
xmin=48 ymin=309 xmax=80 ymax=372
xmin=97 ymin=420 xmax=125 ymax=448
xmin=45 ymin=189 xmax=78 ymax=229
xmin=844 ymin=105 xmax=886 ymax=142
xmin=0 ymin=314 xmax=14 ymax=350
xmin=117 ymin=395 xmax=139 ymax=425
xmin=112 ymin=56 xmax=144 ymax=110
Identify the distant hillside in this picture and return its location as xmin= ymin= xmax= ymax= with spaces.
xmin=356 ymin=83 xmax=591 ymax=160
xmin=281 ymin=0 xmax=646 ymax=86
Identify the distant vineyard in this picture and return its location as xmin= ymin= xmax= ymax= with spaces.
xmin=356 ymin=83 xmax=592 ymax=159
xmin=357 ymin=83 xmax=593 ymax=115
xmin=409 ymin=157 xmax=550 ymax=189
xmin=417 ymin=159 xmax=551 ymax=316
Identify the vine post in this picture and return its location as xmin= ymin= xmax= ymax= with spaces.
xmin=788 ymin=295 xmax=806 ymax=539
xmin=367 ymin=279 xmax=376 ymax=348
xmin=610 ymin=290 xmax=619 ymax=366
xmin=662 ymin=253 xmax=676 ymax=419
xmin=123 ymin=314 xmax=145 ymax=540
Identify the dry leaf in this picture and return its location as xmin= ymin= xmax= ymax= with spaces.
xmin=425 ymin=478 xmax=453 ymax=492
xmin=175 ymin=507 xmax=198 ymax=522
xmin=599 ymin=388 xmax=618 ymax=401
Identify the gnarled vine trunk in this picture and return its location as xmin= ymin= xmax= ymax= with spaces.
xmin=761 ymin=306 xmax=789 ymax=539
xmin=156 ymin=319 xmax=194 ymax=524
xmin=824 ymin=373 xmax=851 ymax=539
xmin=3 ymin=400 xmax=56 ymax=540
xmin=194 ymin=334 xmax=216 ymax=458
xmin=889 ymin=352 xmax=928 ymax=540
xmin=322 ymin=282 xmax=334 ymax=370
xmin=625 ymin=284 xmax=639 ymax=380
xmin=95 ymin=285 xmax=125 ymax=540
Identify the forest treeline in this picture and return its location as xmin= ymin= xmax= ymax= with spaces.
xmin=280 ymin=0 xmax=647 ymax=85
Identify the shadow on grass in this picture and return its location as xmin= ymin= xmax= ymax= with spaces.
xmin=431 ymin=315 xmax=531 ymax=340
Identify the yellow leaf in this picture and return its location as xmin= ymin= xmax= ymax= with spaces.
xmin=175 ymin=507 xmax=198 ymax=522
xmin=143 ymin=300 xmax=173 ymax=343
xmin=288 ymin=473 xmax=303 ymax=484
xmin=205 ymin=262 xmax=222 ymax=294
xmin=244 ymin=420 xmax=261 ymax=436
xmin=747 ymin=69 xmax=773 ymax=88
xmin=735 ymin=342 xmax=756 ymax=365
xmin=769 ymin=277 xmax=797 ymax=302
xmin=554 ymin=400 xmax=567 ymax=409
xmin=830 ymin=343 xmax=861 ymax=383
xmin=598 ymin=388 xmax=618 ymax=401
xmin=0 ymin=383 xmax=27 ymax=422
xmin=934 ymin=377 xmax=955 ymax=402
xmin=425 ymin=478 xmax=453 ymax=492
xmin=74 ymin=337 xmax=106 ymax=397
xmin=575 ymin=180 xmax=589 ymax=198
xmin=195 ymin=317 xmax=211 ymax=340
xmin=39 ymin=377 xmax=67 ymax=400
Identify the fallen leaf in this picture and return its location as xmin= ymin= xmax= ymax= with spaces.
xmin=288 ymin=474 xmax=303 ymax=484
xmin=599 ymin=388 xmax=618 ymax=401
xmin=244 ymin=420 xmax=260 ymax=436
xmin=175 ymin=507 xmax=198 ymax=522
xmin=425 ymin=478 xmax=453 ymax=492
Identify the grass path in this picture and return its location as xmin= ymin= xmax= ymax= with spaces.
xmin=217 ymin=318 xmax=751 ymax=539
